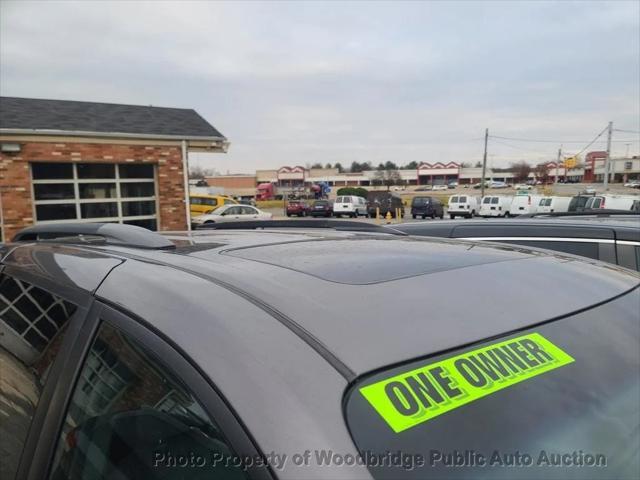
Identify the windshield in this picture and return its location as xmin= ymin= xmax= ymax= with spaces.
xmin=345 ymin=290 xmax=640 ymax=480
xmin=209 ymin=206 xmax=228 ymax=215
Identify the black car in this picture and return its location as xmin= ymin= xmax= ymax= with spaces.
xmin=309 ymin=199 xmax=333 ymax=217
xmin=410 ymin=196 xmax=444 ymax=219
xmin=2 ymin=221 xmax=639 ymax=480
xmin=367 ymin=191 xmax=405 ymax=218
xmin=392 ymin=213 xmax=640 ymax=270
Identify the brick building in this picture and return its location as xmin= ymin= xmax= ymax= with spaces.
xmin=0 ymin=97 xmax=228 ymax=241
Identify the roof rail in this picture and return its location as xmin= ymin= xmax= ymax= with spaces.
xmin=195 ymin=219 xmax=407 ymax=235
xmin=519 ymin=209 xmax=639 ymax=219
xmin=12 ymin=223 xmax=176 ymax=250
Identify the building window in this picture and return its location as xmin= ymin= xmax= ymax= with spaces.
xmin=31 ymin=163 xmax=158 ymax=230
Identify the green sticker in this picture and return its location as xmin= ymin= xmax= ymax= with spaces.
xmin=359 ymin=333 xmax=574 ymax=433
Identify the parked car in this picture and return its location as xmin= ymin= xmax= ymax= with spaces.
xmin=513 ymin=183 xmax=533 ymax=190
xmin=510 ymin=193 xmax=542 ymax=216
xmin=410 ymin=196 xmax=444 ymax=219
xmin=333 ymin=195 xmax=367 ymax=218
xmin=623 ymin=180 xmax=640 ymax=189
xmin=309 ymin=199 xmax=333 ymax=217
xmin=538 ymin=196 xmax=572 ymax=213
xmin=3 ymin=222 xmax=639 ymax=480
xmin=582 ymin=185 xmax=597 ymax=194
xmin=447 ymin=181 xmax=458 ymax=189
xmin=472 ymin=181 xmax=491 ymax=189
xmin=392 ymin=214 xmax=640 ymax=270
xmin=286 ymin=199 xmax=311 ymax=217
xmin=367 ymin=191 xmax=405 ymax=218
xmin=414 ymin=185 xmax=433 ymax=191
xmin=568 ymin=193 xmax=595 ymax=212
xmin=489 ymin=181 xmax=509 ymax=189
xmin=448 ymin=195 xmax=480 ymax=219
xmin=190 ymin=194 xmax=237 ymax=217
xmin=191 ymin=204 xmax=272 ymax=227
xmin=432 ymin=184 xmax=448 ymax=191
xmin=479 ymin=195 xmax=513 ymax=217
xmin=584 ymin=195 xmax=640 ymax=211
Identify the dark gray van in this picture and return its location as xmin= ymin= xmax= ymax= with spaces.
xmin=411 ymin=196 xmax=444 ymax=219
xmin=367 ymin=191 xmax=405 ymax=218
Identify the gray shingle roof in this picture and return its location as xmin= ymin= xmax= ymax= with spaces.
xmin=0 ymin=96 xmax=225 ymax=139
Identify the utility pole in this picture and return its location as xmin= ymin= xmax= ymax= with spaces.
xmin=603 ymin=121 xmax=613 ymax=191
xmin=481 ymin=128 xmax=488 ymax=198
xmin=555 ymin=146 xmax=562 ymax=184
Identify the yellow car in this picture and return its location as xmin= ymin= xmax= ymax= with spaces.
xmin=190 ymin=194 xmax=237 ymax=217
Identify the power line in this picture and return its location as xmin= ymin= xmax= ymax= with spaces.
xmin=489 ymin=137 xmax=553 ymax=156
xmin=613 ymin=128 xmax=640 ymax=134
xmin=489 ymin=134 xmax=637 ymax=143
xmin=570 ymin=125 xmax=610 ymax=158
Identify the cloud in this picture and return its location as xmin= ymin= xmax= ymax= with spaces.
xmin=1 ymin=0 xmax=638 ymax=172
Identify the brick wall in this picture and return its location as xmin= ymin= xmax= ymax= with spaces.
xmin=0 ymin=140 xmax=188 ymax=240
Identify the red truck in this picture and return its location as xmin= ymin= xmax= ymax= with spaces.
xmin=257 ymin=183 xmax=275 ymax=201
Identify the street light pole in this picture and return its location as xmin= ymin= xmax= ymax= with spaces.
xmin=603 ymin=121 xmax=613 ymax=191
xmin=481 ymin=128 xmax=488 ymax=198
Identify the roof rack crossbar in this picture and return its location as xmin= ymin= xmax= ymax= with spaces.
xmin=12 ymin=223 xmax=176 ymax=250
xmin=195 ymin=219 xmax=407 ymax=235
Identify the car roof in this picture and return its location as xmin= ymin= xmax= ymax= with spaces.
xmin=6 ymin=227 xmax=637 ymax=377
xmin=5 ymin=225 xmax=639 ymax=474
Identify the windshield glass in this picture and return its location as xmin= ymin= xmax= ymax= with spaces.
xmin=209 ymin=206 xmax=228 ymax=215
xmin=344 ymin=291 xmax=640 ymax=480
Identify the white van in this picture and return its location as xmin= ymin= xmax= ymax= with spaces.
xmin=510 ymin=193 xmax=542 ymax=216
xmin=448 ymin=195 xmax=480 ymax=219
xmin=584 ymin=195 xmax=640 ymax=211
xmin=538 ymin=196 xmax=572 ymax=213
xmin=333 ymin=195 xmax=367 ymax=217
xmin=479 ymin=195 xmax=513 ymax=217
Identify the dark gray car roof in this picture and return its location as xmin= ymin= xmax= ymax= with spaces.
xmin=26 ymin=229 xmax=633 ymax=376
xmin=5 ymin=228 xmax=639 ymax=479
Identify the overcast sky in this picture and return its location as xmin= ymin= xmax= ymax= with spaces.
xmin=1 ymin=0 xmax=639 ymax=173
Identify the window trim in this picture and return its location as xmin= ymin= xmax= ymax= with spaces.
xmin=1 ymin=267 xmax=96 ymax=480
xmin=30 ymin=162 xmax=160 ymax=228
xmin=30 ymin=301 xmax=273 ymax=480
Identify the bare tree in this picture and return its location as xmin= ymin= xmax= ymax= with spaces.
xmin=534 ymin=163 xmax=550 ymax=184
xmin=510 ymin=161 xmax=532 ymax=182
xmin=189 ymin=165 xmax=215 ymax=179
xmin=374 ymin=169 xmax=402 ymax=191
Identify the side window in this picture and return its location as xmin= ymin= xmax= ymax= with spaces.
xmin=501 ymin=240 xmax=600 ymax=260
xmin=49 ymin=322 xmax=246 ymax=480
xmin=241 ymin=207 xmax=256 ymax=215
xmin=191 ymin=197 xmax=201 ymax=205
xmin=0 ymin=274 xmax=77 ymax=479
xmin=205 ymin=198 xmax=219 ymax=207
